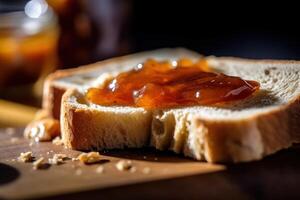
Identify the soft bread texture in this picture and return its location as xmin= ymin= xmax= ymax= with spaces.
xmin=57 ymin=49 xmax=300 ymax=163
xmin=61 ymin=89 xmax=152 ymax=150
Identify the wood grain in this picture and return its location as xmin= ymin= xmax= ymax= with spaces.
xmin=0 ymin=128 xmax=300 ymax=199
xmin=0 ymin=128 xmax=224 ymax=199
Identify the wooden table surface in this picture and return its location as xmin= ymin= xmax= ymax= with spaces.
xmin=0 ymin=128 xmax=299 ymax=200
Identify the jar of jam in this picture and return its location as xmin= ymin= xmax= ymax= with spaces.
xmin=0 ymin=0 xmax=59 ymax=104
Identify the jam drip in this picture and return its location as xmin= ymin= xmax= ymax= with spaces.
xmin=86 ymin=59 xmax=260 ymax=109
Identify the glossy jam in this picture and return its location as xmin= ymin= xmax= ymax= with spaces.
xmin=86 ymin=59 xmax=260 ymax=109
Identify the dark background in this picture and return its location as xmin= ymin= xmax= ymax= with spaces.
xmin=130 ymin=1 xmax=300 ymax=59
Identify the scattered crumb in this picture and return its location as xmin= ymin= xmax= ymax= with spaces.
xmin=52 ymin=136 xmax=64 ymax=146
xmin=154 ymin=157 xmax=158 ymax=161
xmin=24 ymin=124 xmax=50 ymax=142
xmin=75 ymin=169 xmax=82 ymax=175
xmin=11 ymin=159 xmax=16 ymax=162
xmin=142 ymin=167 xmax=151 ymax=174
xmin=96 ymin=166 xmax=104 ymax=174
xmin=29 ymin=141 xmax=34 ymax=146
xmin=115 ymin=160 xmax=132 ymax=171
xmin=33 ymin=157 xmax=45 ymax=170
xmin=77 ymin=152 xmax=102 ymax=164
xmin=5 ymin=128 xmax=15 ymax=135
xmin=48 ymin=154 xmax=68 ymax=165
xmin=143 ymin=156 xmax=147 ymax=159
xmin=46 ymin=151 xmax=50 ymax=155
xmin=18 ymin=151 xmax=34 ymax=162
xmin=129 ymin=166 xmax=137 ymax=173
xmin=10 ymin=137 xmax=19 ymax=143
xmin=24 ymin=118 xmax=60 ymax=142
xmin=72 ymin=157 xmax=78 ymax=161
xmin=48 ymin=158 xmax=59 ymax=165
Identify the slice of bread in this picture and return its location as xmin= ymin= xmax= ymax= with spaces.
xmin=59 ymin=49 xmax=300 ymax=163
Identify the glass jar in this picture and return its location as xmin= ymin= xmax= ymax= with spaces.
xmin=0 ymin=0 xmax=59 ymax=104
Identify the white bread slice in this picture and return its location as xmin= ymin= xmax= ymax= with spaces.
xmin=60 ymin=51 xmax=300 ymax=163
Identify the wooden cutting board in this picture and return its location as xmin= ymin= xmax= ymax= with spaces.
xmin=1 ymin=128 xmax=300 ymax=199
xmin=0 ymin=128 xmax=224 ymax=199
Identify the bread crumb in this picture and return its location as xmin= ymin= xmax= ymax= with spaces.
xmin=48 ymin=154 xmax=68 ymax=165
xmin=77 ymin=152 xmax=102 ymax=164
xmin=57 ymin=153 xmax=68 ymax=158
xmin=72 ymin=157 xmax=78 ymax=161
xmin=18 ymin=151 xmax=34 ymax=162
xmin=75 ymin=169 xmax=82 ymax=175
xmin=33 ymin=157 xmax=45 ymax=170
xmin=142 ymin=167 xmax=151 ymax=174
xmin=52 ymin=136 xmax=64 ymax=146
xmin=129 ymin=166 xmax=137 ymax=173
xmin=154 ymin=157 xmax=158 ymax=161
xmin=24 ymin=118 xmax=60 ymax=142
xmin=11 ymin=159 xmax=16 ymax=162
xmin=143 ymin=156 xmax=147 ymax=159
xmin=115 ymin=160 xmax=132 ymax=171
xmin=96 ymin=166 xmax=104 ymax=174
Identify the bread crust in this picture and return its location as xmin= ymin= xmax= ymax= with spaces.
xmin=42 ymin=61 xmax=109 ymax=119
xmin=42 ymin=72 xmax=69 ymax=119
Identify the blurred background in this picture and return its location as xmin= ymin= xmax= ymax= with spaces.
xmin=0 ymin=0 xmax=299 ymax=127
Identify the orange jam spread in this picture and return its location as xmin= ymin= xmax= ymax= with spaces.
xmin=86 ymin=59 xmax=260 ymax=109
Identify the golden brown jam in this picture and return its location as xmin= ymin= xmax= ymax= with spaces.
xmin=86 ymin=59 xmax=260 ymax=109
